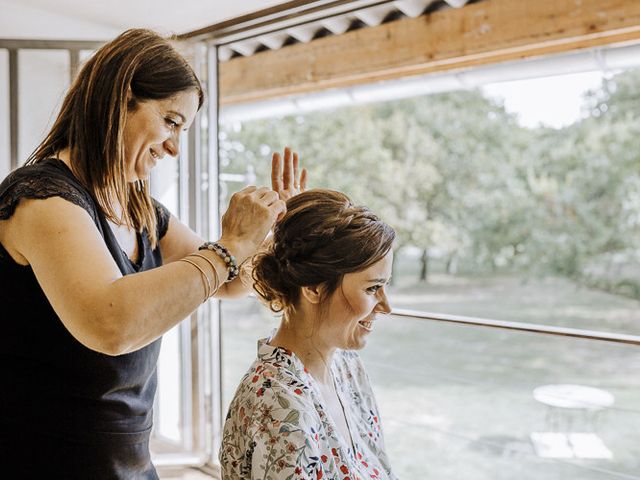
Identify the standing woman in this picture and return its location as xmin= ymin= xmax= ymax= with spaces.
xmin=0 ymin=29 xmax=305 ymax=478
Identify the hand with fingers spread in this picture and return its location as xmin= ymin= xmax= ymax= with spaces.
xmin=271 ymin=146 xmax=308 ymax=203
xmin=219 ymin=185 xmax=287 ymax=262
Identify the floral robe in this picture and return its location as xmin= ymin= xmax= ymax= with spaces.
xmin=219 ymin=337 xmax=397 ymax=480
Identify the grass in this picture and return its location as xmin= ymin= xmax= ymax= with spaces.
xmin=220 ymin=273 xmax=640 ymax=479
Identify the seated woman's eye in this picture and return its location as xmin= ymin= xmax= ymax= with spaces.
xmin=367 ymin=285 xmax=382 ymax=294
xmin=166 ymin=118 xmax=179 ymax=128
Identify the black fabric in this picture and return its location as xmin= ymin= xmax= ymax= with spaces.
xmin=0 ymin=159 xmax=171 ymax=479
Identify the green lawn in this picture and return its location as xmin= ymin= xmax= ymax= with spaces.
xmin=220 ymin=274 xmax=640 ymax=479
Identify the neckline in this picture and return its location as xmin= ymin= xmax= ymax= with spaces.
xmin=329 ymin=369 xmax=357 ymax=454
xmin=46 ymin=158 xmax=147 ymax=269
xmin=123 ymin=231 xmax=144 ymax=268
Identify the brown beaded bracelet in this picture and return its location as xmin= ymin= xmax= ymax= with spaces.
xmin=198 ymin=242 xmax=239 ymax=283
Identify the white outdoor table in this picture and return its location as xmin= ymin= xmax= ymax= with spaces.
xmin=533 ymin=384 xmax=615 ymax=412
xmin=530 ymin=384 xmax=615 ymax=459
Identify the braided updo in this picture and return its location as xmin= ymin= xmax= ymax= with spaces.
xmin=252 ymin=189 xmax=396 ymax=314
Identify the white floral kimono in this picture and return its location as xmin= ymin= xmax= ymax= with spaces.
xmin=220 ymin=337 xmax=397 ymax=480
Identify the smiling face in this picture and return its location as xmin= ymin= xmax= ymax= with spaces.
xmin=122 ymin=89 xmax=199 ymax=182
xmin=314 ymin=250 xmax=394 ymax=351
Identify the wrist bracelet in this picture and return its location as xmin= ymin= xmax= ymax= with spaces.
xmin=198 ymin=241 xmax=239 ymax=283
xmin=189 ymin=253 xmax=221 ymax=297
xmin=179 ymin=258 xmax=211 ymax=303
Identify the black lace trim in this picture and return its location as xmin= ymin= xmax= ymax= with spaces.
xmin=152 ymin=198 xmax=170 ymax=240
xmin=0 ymin=160 xmax=99 ymax=224
xmin=0 ymin=159 xmax=172 ymax=240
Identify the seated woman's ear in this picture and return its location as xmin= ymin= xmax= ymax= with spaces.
xmin=301 ymin=285 xmax=323 ymax=304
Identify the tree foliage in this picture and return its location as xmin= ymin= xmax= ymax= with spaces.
xmin=220 ymin=68 xmax=640 ymax=290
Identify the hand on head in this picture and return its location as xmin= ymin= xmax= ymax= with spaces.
xmin=220 ymin=146 xmax=307 ymax=260
xmin=219 ymin=186 xmax=286 ymax=261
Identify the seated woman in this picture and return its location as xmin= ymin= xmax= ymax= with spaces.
xmin=220 ymin=189 xmax=398 ymax=479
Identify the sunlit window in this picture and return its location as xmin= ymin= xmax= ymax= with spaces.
xmin=218 ymin=50 xmax=640 ymax=479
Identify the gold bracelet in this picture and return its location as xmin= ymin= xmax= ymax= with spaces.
xmin=188 ymin=253 xmax=221 ymax=297
xmin=180 ymin=258 xmax=211 ymax=303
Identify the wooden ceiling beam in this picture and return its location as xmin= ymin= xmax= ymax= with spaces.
xmin=219 ymin=0 xmax=640 ymax=105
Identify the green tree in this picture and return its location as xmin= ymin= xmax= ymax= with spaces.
xmin=517 ymin=68 xmax=640 ymax=286
xmin=220 ymin=70 xmax=640 ymax=290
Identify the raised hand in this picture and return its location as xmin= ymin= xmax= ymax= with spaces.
xmin=219 ymin=186 xmax=286 ymax=261
xmin=271 ymin=146 xmax=308 ymax=202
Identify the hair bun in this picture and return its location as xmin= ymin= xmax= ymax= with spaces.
xmin=251 ymin=189 xmax=395 ymax=314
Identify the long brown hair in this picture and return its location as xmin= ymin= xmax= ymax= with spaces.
xmin=27 ymin=28 xmax=204 ymax=247
xmin=252 ymin=189 xmax=396 ymax=315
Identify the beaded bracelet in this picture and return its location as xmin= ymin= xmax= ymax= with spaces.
xmin=198 ymin=242 xmax=239 ymax=283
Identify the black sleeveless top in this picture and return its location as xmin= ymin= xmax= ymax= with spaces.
xmin=0 ymin=159 xmax=171 ymax=479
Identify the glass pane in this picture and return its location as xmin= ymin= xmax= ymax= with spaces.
xmin=360 ymin=315 xmax=640 ymax=479
xmin=216 ymin=46 xmax=640 ymax=479
xmin=151 ymin=153 xmax=180 ymax=214
xmin=0 ymin=49 xmax=9 ymax=179
xmin=151 ymin=156 xmax=183 ymax=446
xmin=219 ymin=62 xmax=640 ymax=337
xmin=155 ymin=327 xmax=182 ymax=443
xmin=18 ymin=49 xmax=69 ymax=164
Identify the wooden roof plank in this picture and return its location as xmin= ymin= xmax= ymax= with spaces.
xmin=219 ymin=0 xmax=640 ymax=105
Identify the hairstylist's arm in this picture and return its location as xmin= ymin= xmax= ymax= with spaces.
xmin=5 ymin=186 xmax=283 ymax=356
xmin=160 ymin=185 xmax=283 ymax=299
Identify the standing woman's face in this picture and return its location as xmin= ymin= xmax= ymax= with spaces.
xmin=122 ymin=89 xmax=199 ymax=182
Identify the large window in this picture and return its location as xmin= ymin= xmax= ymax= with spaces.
xmin=217 ymin=47 xmax=640 ymax=479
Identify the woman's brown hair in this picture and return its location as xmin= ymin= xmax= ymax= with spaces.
xmin=252 ymin=189 xmax=396 ymax=314
xmin=26 ymin=28 xmax=204 ymax=248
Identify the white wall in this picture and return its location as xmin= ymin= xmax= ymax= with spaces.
xmin=0 ymin=0 xmax=119 ymax=40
